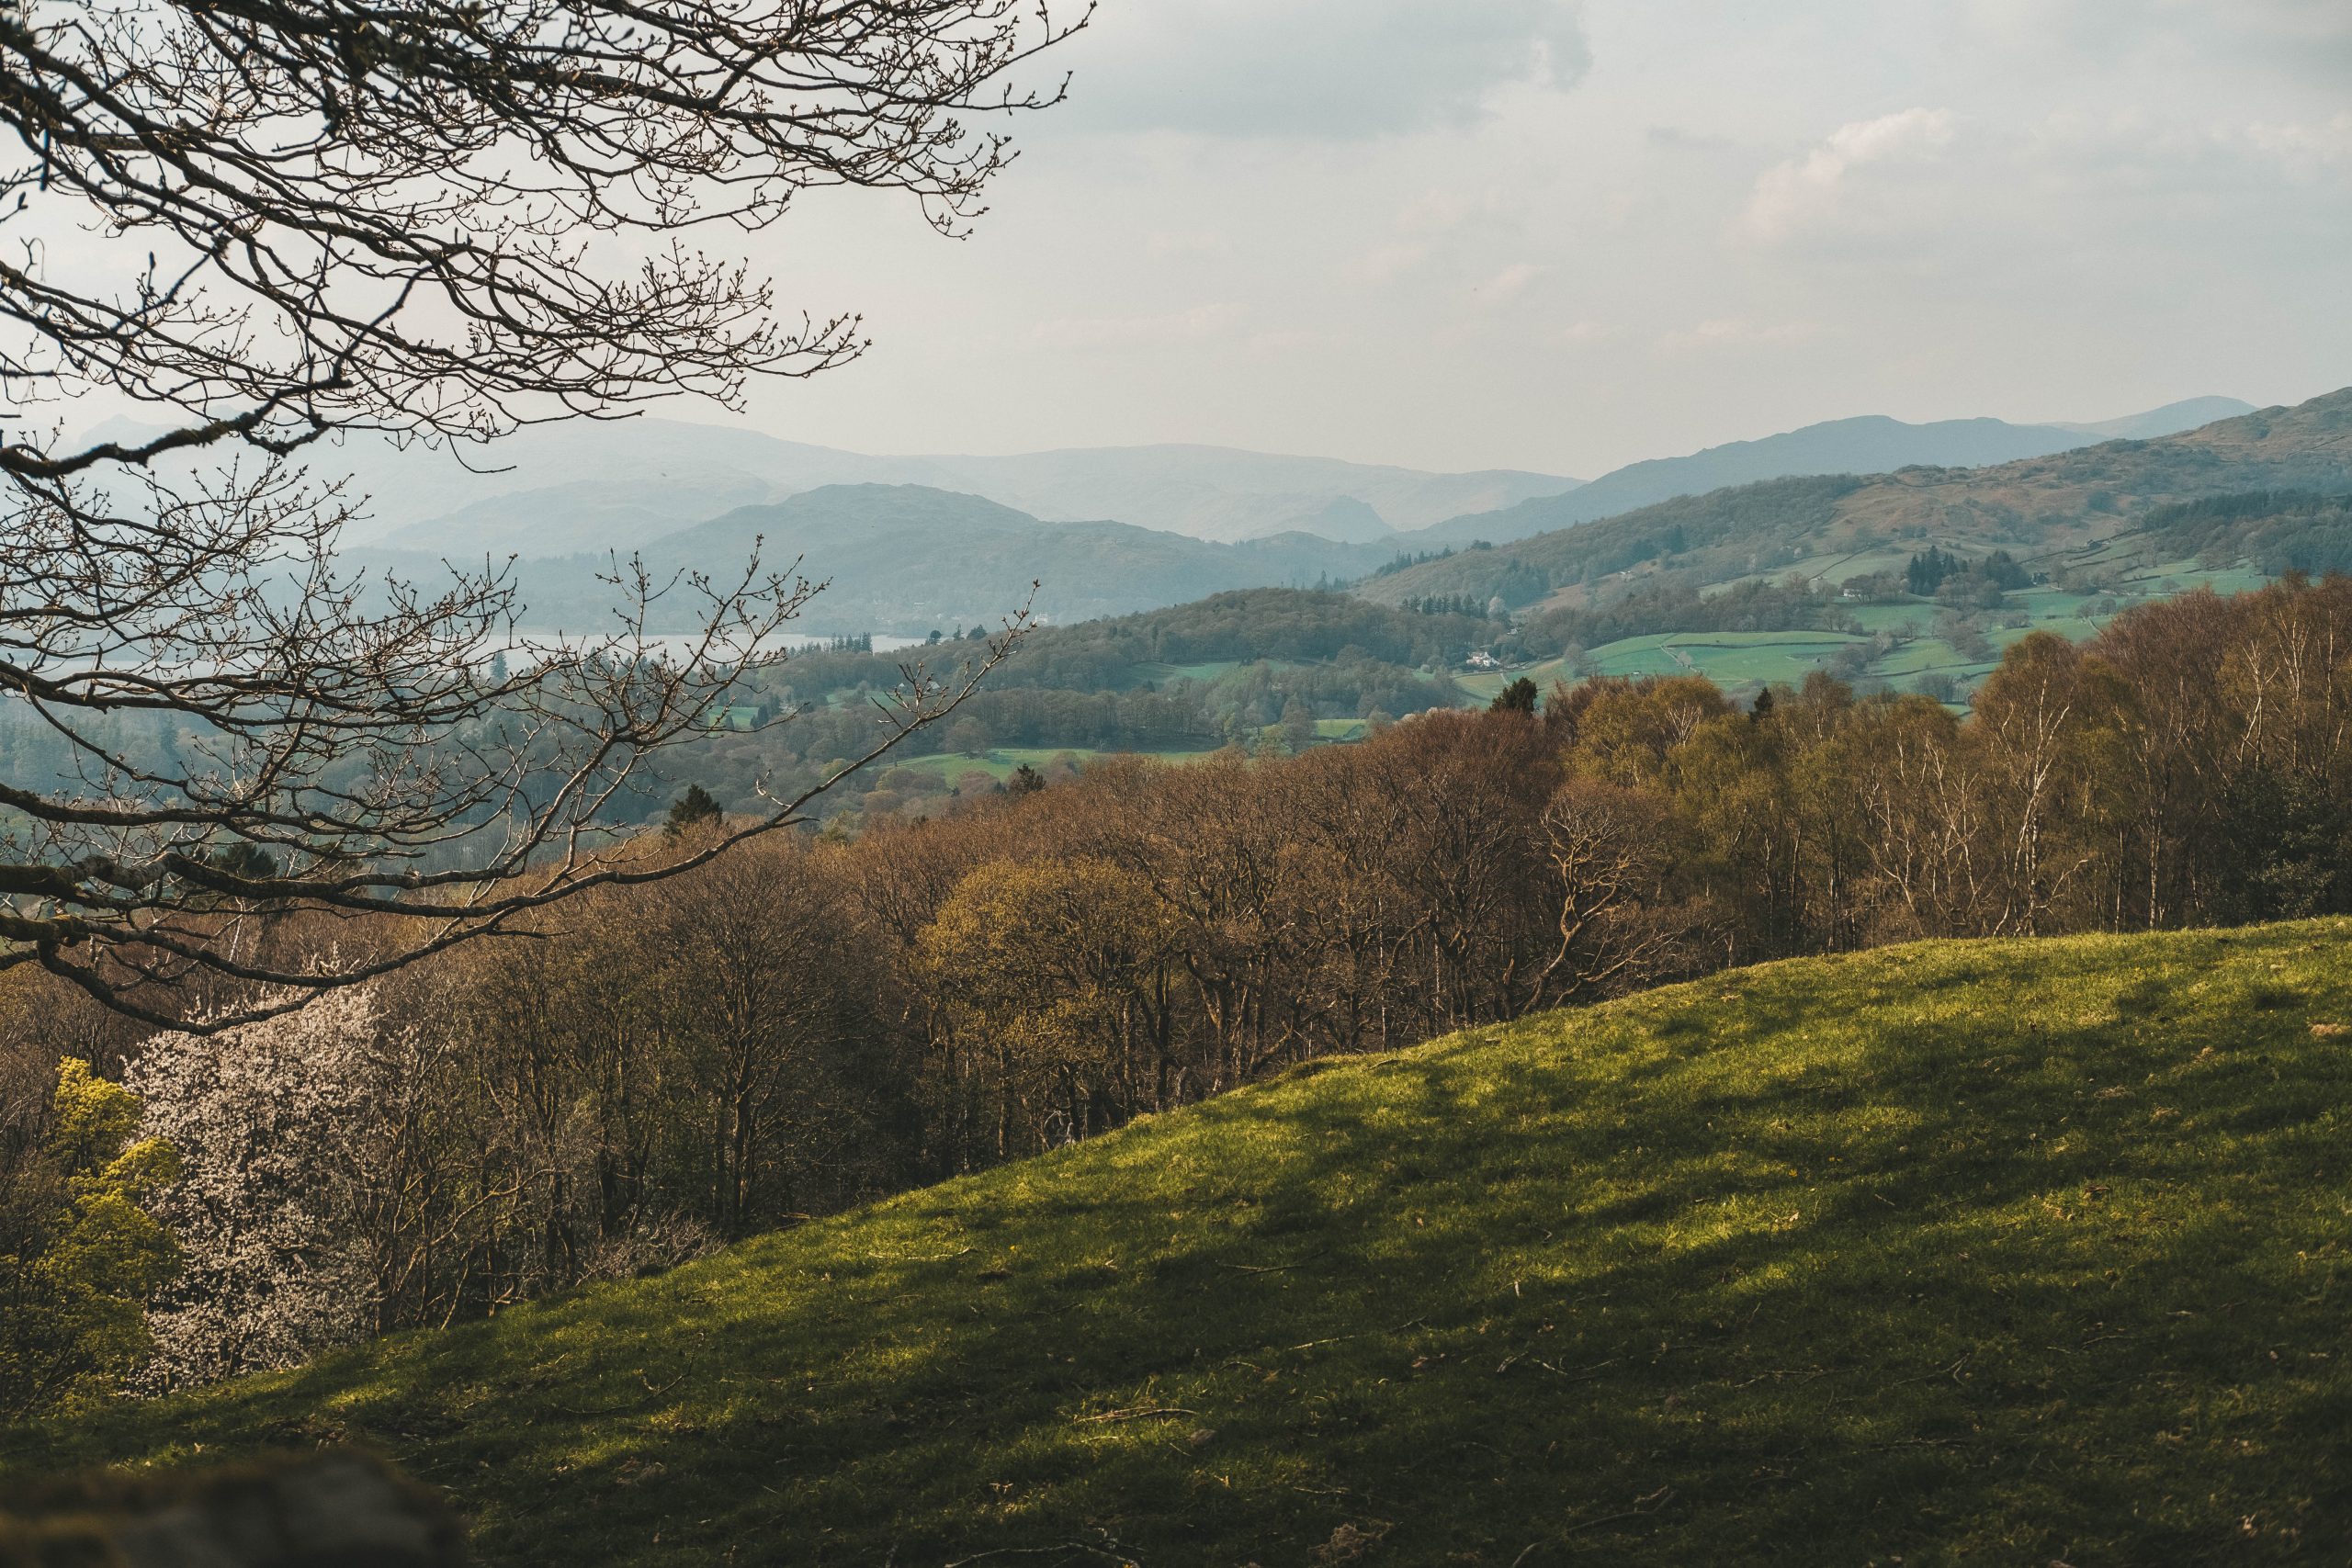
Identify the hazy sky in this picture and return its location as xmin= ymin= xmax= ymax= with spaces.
xmin=719 ymin=0 xmax=2352 ymax=478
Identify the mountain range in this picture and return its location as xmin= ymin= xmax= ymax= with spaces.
xmin=75 ymin=395 xmax=2249 ymax=562
xmin=67 ymin=414 xmax=1582 ymax=551
xmin=1393 ymin=397 xmax=2258 ymax=549
xmin=334 ymin=394 xmax=2249 ymax=559
xmin=1357 ymin=389 xmax=2352 ymax=611
xmin=77 ymin=391 xmax=2270 ymax=633
xmin=346 ymin=484 xmax=1396 ymax=634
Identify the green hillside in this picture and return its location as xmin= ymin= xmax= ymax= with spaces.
xmin=11 ymin=924 xmax=2351 ymax=1563
xmin=1362 ymin=388 xmax=2352 ymax=610
xmin=1398 ymin=399 xmax=2260 ymax=551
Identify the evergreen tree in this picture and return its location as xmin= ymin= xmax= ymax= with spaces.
xmin=666 ymin=784 xmax=726 ymax=837
xmin=1490 ymin=676 xmax=1540 ymax=715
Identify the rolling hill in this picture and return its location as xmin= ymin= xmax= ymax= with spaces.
xmin=350 ymin=484 xmax=1396 ymax=634
xmin=68 ymin=415 xmax=1581 ymax=554
xmin=1399 ymin=397 xmax=2258 ymax=550
xmin=12 ymin=920 xmax=2347 ymax=1563
xmin=1362 ymin=388 xmax=2352 ymax=609
xmin=2052 ymin=394 xmax=2259 ymax=441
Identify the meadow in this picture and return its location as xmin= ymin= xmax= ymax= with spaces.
xmin=14 ymin=920 xmax=2346 ymax=1565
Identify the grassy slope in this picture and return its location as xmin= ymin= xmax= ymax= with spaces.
xmin=1462 ymin=567 xmax=2274 ymax=701
xmin=11 ymin=925 xmax=2352 ymax=1564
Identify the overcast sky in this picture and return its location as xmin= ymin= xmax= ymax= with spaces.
xmin=718 ymin=0 xmax=2352 ymax=478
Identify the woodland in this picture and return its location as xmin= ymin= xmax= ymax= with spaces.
xmin=6 ymin=575 xmax=2349 ymax=1417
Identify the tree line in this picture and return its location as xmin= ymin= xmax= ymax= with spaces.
xmin=5 ymin=577 xmax=2351 ymax=1416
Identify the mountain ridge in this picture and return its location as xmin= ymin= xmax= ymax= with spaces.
xmin=1359 ymin=388 xmax=2350 ymax=608
xmin=1399 ymin=397 xmax=2260 ymax=549
xmin=348 ymin=482 xmax=1396 ymax=634
xmin=73 ymin=395 xmax=2250 ymax=565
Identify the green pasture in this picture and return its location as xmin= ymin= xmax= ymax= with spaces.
xmin=17 ymin=921 xmax=2349 ymax=1564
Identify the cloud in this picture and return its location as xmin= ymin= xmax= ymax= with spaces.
xmin=1473 ymin=263 xmax=1546 ymax=306
xmin=1345 ymin=242 xmax=1433 ymax=287
xmin=1742 ymin=108 xmax=1958 ymax=242
xmin=1060 ymin=0 xmax=1589 ymax=139
xmin=1967 ymin=0 xmax=2352 ymax=73
xmin=2241 ymin=111 xmax=2352 ymax=173
xmin=2014 ymin=108 xmax=2352 ymax=207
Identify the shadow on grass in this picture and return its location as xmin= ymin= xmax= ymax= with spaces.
xmin=8 ymin=923 xmax=2349 ymax=1566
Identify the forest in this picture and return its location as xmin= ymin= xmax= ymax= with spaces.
xmin=2143 ymin=490 xmax=2352 ymax=576
xmin=6 ymin=574 xmax=2349 ymax=1421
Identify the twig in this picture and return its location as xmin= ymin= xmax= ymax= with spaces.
xmin=1072 ymin=1406 xmax=1195 ymax=1425
xmin=1528 ymin=1356 xmax=1619 ymax=1382
xmin=1894 ymin=1353 xmax=1969 ymax=1386
xmin=1216 ymin=1253 xmax=1321 ymax=1274
xmin=544 ymin=1371 xmax=683 ymax=1416
xmin=1728 ymin=1366 xmax=1828 ymax=1389
xmin=1562 ymin=1485 xmax=1675 ymax=1536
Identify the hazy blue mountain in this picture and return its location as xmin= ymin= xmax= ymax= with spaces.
xmin=347 ymin=484 xmax=1393 ymax=635
xmin=1398 ymin=397 xmax=2260 ymax=550
xmin=63 ymin=413 xmax=1578 ymax=551
xmin=888 ymin=446 xmax=1575 ymax=542
xmin=385 ymin=474 xmax=777 ymax=557
xmin=2051 ymin=396 xmax=2256 ymax=441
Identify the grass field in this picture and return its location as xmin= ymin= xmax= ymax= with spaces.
xmin=1454 ymin=660 xmax=1565 ymax=702
xmin=12 ymin=921 xmax=2349 ymax=1564
xmin=1608 ymin=631 xmax=1865 ymax=685
xmin=1480 ymin=570 xmax=2271 ymax=705
xmin=1464 ymin=633 xmax=1868 ymax=698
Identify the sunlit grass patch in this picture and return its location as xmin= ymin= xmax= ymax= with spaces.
xmin=8 ymin=922 xmax=2351 ymax=1564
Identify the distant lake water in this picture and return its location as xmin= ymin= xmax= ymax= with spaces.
xmin=500 ymin=630 xmax=926 ymax=665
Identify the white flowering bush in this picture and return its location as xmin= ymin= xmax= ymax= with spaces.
xmin=125 ymin=989 xmax=381 ymax=1392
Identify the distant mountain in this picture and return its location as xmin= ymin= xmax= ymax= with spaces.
xmin=63 ymin=414 xmax=1579 ymax=552
xmin=2049 ymin=396 xmax=2256 ymax=442
xmin=57 ymin=416 xmax=1577 ymax=553
xmin=1399 ymin=397 xmax=2260 ymax=551
xmin=348 ymin=484 xmax=1394 ymax=634
xmin=386 ymin=474 xmax=778 ymax=557
xmin=885 ymin=446 xmax=1575 ymax=543
xmin=1358 ymin=389 xmax=2352 ymax=609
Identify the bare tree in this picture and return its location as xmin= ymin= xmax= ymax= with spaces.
xmin=1533 ymin=775 xmax=1683 ymax=1004
xmin=0 ymin=0 xmax=1081 ymax=1021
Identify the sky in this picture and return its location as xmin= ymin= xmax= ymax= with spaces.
xmin=719 ymin=0 xmax=2352 ymax=479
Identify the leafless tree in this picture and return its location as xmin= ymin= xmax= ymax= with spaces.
xmin=1533 ymin=775 xmax=1684 ymax=1003
xmin=0 ymin=0 xmax=1082 ymax=1021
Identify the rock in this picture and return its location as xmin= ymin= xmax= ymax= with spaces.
xmin=0 ymin=1450 xmax=465 ymax=1567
